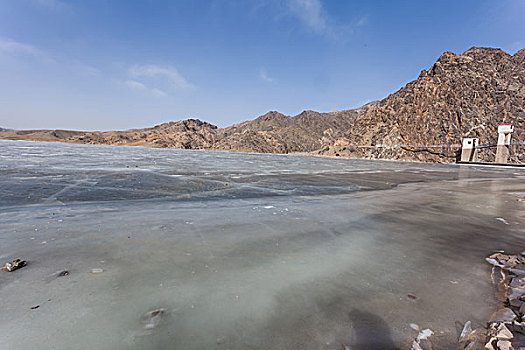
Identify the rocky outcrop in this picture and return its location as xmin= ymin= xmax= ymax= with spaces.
xmin=322 ymin=47 xmax=525 ymax=163
xmin=213 ymin=107 xmax=369 ymax=153
xmin=1 ymin=47 xmax=523 ymax=163
xmin=0 ymin=108 xmax=368 ymax=154
xmin=457 ymin=252 xmax=525 ymax=350
xmin=0 ymin=119 xmax=218 ymax=149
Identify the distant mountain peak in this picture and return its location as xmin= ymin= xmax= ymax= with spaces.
xmin=513 ymin=48 xmax=525 ymax=62
xmin=153 ymin=119 xmax=218 ymax=130
xmin=262 ymin=111 xmax=286 ymax=117
xmin=2 ymin=46 xmax=523 ymax=163
xmin=325 ymin=46 xmax=524 ymax=163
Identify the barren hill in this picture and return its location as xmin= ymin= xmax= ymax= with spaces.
xmin=214 ymin=106 xmax=371 ymax=153
xmin=1 ymin=47 xmax=523 ymax=163
xmin=0 ymin=119 xmax=218 ymax=149
xmin=321 ymin=47 xmax=525 ymax=163
xmin=0 ymin=108 xmax=369 ymax=154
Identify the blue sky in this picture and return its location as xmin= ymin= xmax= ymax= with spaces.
xmin=0 ymin=0 xmax=524 ymax=130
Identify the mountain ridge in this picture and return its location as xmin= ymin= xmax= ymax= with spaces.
xmin=2 ymin=47 xmax=523 ymax=163
xmin=320 ymin=47 xmax=524 ymax=163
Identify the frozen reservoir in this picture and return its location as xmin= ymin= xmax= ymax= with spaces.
xmin=0 ymin=140 xmax=524 ymax=349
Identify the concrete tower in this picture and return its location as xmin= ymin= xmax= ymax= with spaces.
xmin=495 ymin=124 xmax=513 ymax=164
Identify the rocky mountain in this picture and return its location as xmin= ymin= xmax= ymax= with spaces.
xmin=214 ymin=107 xmax=370 ymax=153
xmin=0 ymin=119 xmax=218 ymax=149
xmin=321 ymin=47 xmax=525 ymax=163
xmin=0 ymin=108 xmax=370 ymax=154
xmin=0 ymin=127 xmax=12 ymax=132
xmin=1 ymin=47 xmax=523 ymax=163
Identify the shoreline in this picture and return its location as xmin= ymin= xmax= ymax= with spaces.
xmin=458 ymin=252 xmax=525 ymax=350
xmin=1 ymin=140 xmax=524 ymax=349
xmin=405 ymin=252 xmax=525 ymax=350
xmin=0 ymin=138 xmax=453 ymax=165
xmin=4 ymin=137 xmax=525 ymax=167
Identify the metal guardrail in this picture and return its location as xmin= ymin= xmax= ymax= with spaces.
xmin=360 ymin=141 xmax=525 ymax=149
xmin=333 ymin=140 xmax=524 ymax=165
xmin=476 ymin=141 xmax=525 ymax=149
xmin=398 ymin=144 xmax=460 ymax=148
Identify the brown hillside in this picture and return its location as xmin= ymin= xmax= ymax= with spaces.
xmin=321 ymin=47 xmax=525 ymax=162
xmin=2 ymin=47 xmax=523 ymax=163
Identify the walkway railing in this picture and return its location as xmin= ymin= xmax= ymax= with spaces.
xmin=349 ymin=141 xmax=523 ymax=149
xmin=342 ymin=141 xmax=524 ymax=165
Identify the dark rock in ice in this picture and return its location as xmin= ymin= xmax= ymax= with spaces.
xmin=509 ymin=286 xmax=525 ymax=307
xmin=508 ymin=322 xmax=525 ymax=347
xmin=489 ymin=308 xmax=517 ymax=323
xmin=510 ymin=269 xmax=525 ymax=276
xmin=459 ymin=321 xmax=472 ymax=342
xmin=30 ymin=305 xmax=40 ymax=310
xmin=141 ymin=308 xmax=166 ymax=329
xmin=519 ymin=303 xmax=525 ymax=315
xmin=1 ymin=259 xmax=27 ymax=272
xmin=510 ymin=275 xmax=525 ymax=288
xmin=459 ymin=327 xmax=486 ymax=350
xmin=57 ymin=270 xmax=69 ymax=277
xmin=407 ymin=293 xmax=418 ymax=300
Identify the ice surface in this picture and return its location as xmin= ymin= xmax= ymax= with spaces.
xmin=0 ymin=140 xmax=524 ymax=349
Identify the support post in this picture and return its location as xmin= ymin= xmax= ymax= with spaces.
xmin=495 ymin=124 xmax=513 ymax=164
xmin=461 ymin=138 xmax=479 ymax=162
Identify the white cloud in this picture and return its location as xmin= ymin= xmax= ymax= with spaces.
xmin=125 ymin=80 xmax=147 ymax=90
xmin=214 ymin=1 xmax=366 ymax=41
xmin=259 ymin=69 xmax=276 ymax=83
xmin=129 ymin=64 xmax=194 ymax=90
xmin=288 ymin=0 xmax=328 ymax=34
xmin=77 ymin=64 xmax=100 ymax=76
xmin=356 ymin=16 xmax=368 ymax=27
xmin=0 ymin=37 xmax=57 ymax=64
xmin=0 ymin=38 xmax=41 ymax=56
xmin=124 ymin=80 xmax=167 ymax=97
xmin=0 ymin=38 xmax=104 ymax=79
xmin=283 ymin=1 xmax=367 ymax=40
xmin=150 ymin=88 xmax=168 ymax=97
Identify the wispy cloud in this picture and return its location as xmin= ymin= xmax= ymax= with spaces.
xmin=284 ymin=0 xmax=365 ymax=41
xmin=124 ymin=80 xmax=167 ymax=97
xmin=0 ymin=37 xmax=57 ymax=64
xmin=259 ymin=69 xmax=276 ymax=83
xmin=0 ymin=38 xmax=103 ymax=78
xmin=212 ymin=1 xmax=366 ymax=41
xmin=288 ymin=0 xmax=328 ymax=35
xmin=0 ymin=38 xmax=41 ymax=56
xmin=76 ymin=64 xmax=100 ymax=76
xmin=125 ymin=80 xmax=147 ymax=90
xmin=129 ymin=64 xmax=194 ymax=90
xmin=355 ymin=16 xmax=368 ymax=27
